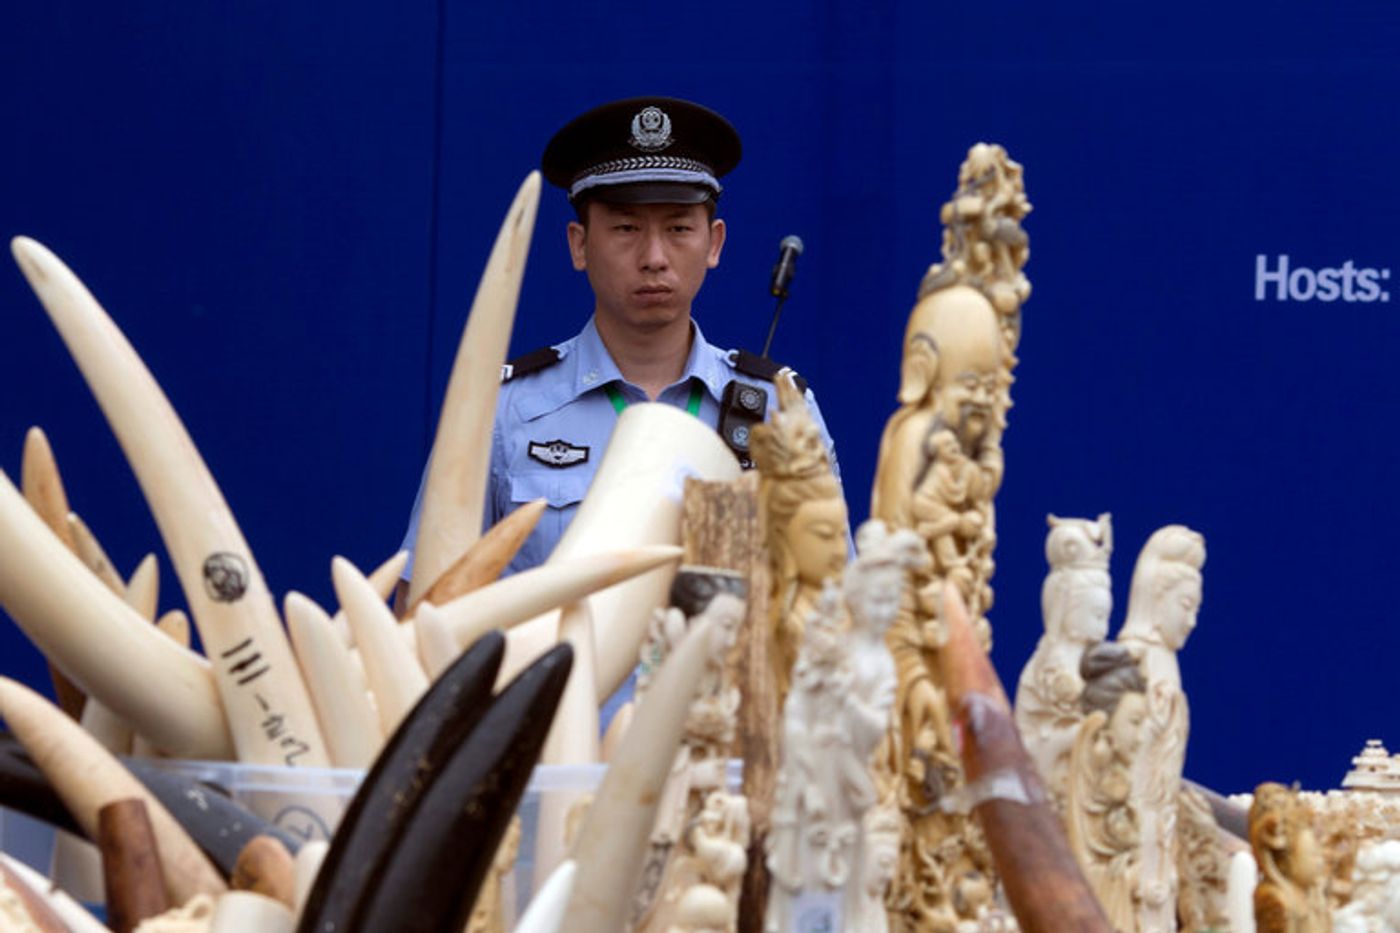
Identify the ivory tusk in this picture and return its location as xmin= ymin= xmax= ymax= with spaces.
xmin=0 ymin=677 xmax=226 ymax=905
xmin=297 ymin=632 xmax=505 ymax=933
xmin=285 ymin=591 xmax=384 ymax=769
xmin=74 ymin=553 xmax=162 ymax=757
xmin=600 ymin=701 xmax=633 ymax=763
xmin=0 ymin=472 xmax=231 ymax=758
xmin=124 ymin=553 xmax=159 ymax=621
xmin=416 ymin=497 xmax=546 ymax=611
xmin=508 ymin=404 xmax=741 ymax=698
xmin=67 ymin=511 xmax=125 ymax=593
xmin=0 ymin=856 xmax=70 ymax=932
xmin=22 ymin=426 xmax=88 ymax=719
xmin=533 ymin=601 xmax=600 ymax=891
xmin=210 ymin=890 xmax=295 ymax=933
xmin=155 ymin=609 xmax=191 ymax=647
xmin=120 ymin=555 xmax=164 ymax=755
xmin=437 ymin=544 xmax=683 ymax=670
xmin=0 ymin=854 xmax=108 ymax=933
xmin=332 ymin=550 xmax=408 ymax=647
xmin=411 ymin=601 xmax=460 ymax=679
xmin=514 ymin=860 xmax=577 ymax=933
xmin=11 ymin=235 xmax=327 ymax=767
xmin=292 ymin=840 xmax=328 ymax=920
xmin=406 ymin=172 xmax=541 ymax=607
xmin=564 ymin=613 xmax=724 ymax=933
xmin=231 ymin=836 xmax=296 ymax=908
xmin=332 ymin=557 xmax=429 ymax=736
xmin=21 ymin=427 xmax=77 ymax=551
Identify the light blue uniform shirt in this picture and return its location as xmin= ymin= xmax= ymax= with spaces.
xmin=401 ymin=315 xmax=840 ymax=576
xmin=400 ymin=315 xmax=841 ymax=723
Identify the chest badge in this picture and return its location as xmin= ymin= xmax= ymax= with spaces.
xmin=529 ymin=439 xmax=590 ymax=468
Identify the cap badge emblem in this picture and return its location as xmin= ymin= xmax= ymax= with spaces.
xmin=629 ymin=106 xmax=673 ymax=152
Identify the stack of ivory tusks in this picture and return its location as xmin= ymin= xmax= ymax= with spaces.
xmin=10 ymin=234 xmax=325 ymax=767
xmin=406 ymin=172 xmax=541 ymax=608
xmin=0 ymin=170 xmax=746 ymax=926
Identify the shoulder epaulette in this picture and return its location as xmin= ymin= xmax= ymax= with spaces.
xmin=501 ymin=347 xmax=562 ymax=383
xmin=730 ymin=348 xmax=808 ymax=393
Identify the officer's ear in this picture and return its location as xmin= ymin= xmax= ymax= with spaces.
xmin=567 ymin=219 xmax=588 ymax=271
xmin=706 ymin=218 xmax=726 ymax=269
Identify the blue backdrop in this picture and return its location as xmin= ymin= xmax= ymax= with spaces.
xmin=3 ymin=0 xmax=1398 ymax=795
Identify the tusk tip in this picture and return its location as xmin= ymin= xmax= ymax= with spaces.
xmin=10 ymin=236 xmax=49 ymax=283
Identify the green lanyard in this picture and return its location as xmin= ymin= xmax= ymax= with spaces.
xmin=604 ymin=380 xmax=703 ymax=417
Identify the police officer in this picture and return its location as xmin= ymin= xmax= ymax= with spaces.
xmin=401 ymin=96 xmax=839 ymax=582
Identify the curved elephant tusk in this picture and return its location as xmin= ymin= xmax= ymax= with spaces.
xmin=506 ymin=404 xmax=741 ymax=698
xmin=565 ymin=613 xmax=725 ymax=933
xmin=0 ymin=677 xmax=227 ymax=905
xmin=332 ymin=557 xmax=429 ymax=736
xmin=11 ymin=235 xmax=326 ymax=766
xmin=210 ymin=891 xmax=294 ymax=933
xmin=533 ymin=601 xmax=600 ymax=890
xmin=66 ymin=511 xmax=125 ymax=593
xmin=433 ymin=544 xmax=683 ymax=682
xmin=0 ymin=472 xmax=231 ymax=758
xmin=125 ymin=553 xmax=160 ymax=621
xmin=285 ymin=591 xmax=383 ymax=768
xmin=332 ymin=550 xmax=407 ymax=647
xmin=514 ymin=860 xmax=577 ymax=933
xmin=0 ymin=854 xmax=108 ymax=933
xmin=406 ymin=173 xmax=541 ymax=607
xmin=416 ymin=498 xmax=546 ymax=611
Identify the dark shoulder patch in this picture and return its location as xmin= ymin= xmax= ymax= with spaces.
xmin=501 ymin=347 xmax=562 ymax=383
xmin=730 ymin=347 xmax=808 ymax=393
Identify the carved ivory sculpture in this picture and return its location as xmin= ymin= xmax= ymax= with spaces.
xmin=1250 ymin=782 xmax=1331 ymax=933
xmin=1015 ymin=513 xmax=1113 ymax=807
xmin=766 ymin=521 xmax=919 ymax=933
xmin=1335 ymin=839 xmax=1400 ymax=933
xmin=1065 ymin=641 xmax=1149 ymax=931
xmin=869 ymin=143 xmax=1029 ymax=932
xmin=1177 ymin=784 xmax=1235 ymax=933
xmin=631 ymin=571 xmax=748 ymax=932
xmin=1117 ymin=525 xmax=1206 ymax=933
xmin=750 ymin=369 xmax=849 ymax=708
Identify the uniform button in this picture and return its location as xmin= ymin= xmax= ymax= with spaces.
xmin=584 ymin=370 xmax=599 ymax=384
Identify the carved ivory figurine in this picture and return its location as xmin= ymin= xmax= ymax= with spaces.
xmin=1065 ymin=641 xmax=1149 ymax=932
xmin=870 ymin=143 xmax=1029 ymax=932
xmin=631 ymin=571 xmax=748 ymax=932
xmin=1015 ymin=513 xmax=1113 ymax=807
xmin=1250 ymin=782 xmax=1330 ymax=933
xmin=1116 ymin=525 xmax=1206 ymax=933
xmin=766 ymin=521 xmax=920 ymax=933
xmin=750 ymin=370 xmax=848 ymax=707
xmin=1334 ymin=839 xmax=1400 ymax=933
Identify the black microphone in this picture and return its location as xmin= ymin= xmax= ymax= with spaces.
xmin=769 ymin=234 xmax=804 ymax=299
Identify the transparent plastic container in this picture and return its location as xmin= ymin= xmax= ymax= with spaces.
xmin=1 ymin=758 xmax=740 ymax=916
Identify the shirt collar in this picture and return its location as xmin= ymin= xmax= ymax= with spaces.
xmin=576 ymin=315 xmax=731 ymax=403
xmin=513 ymin=315 xmax=732 ymax=422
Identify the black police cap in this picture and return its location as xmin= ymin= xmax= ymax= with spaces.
xmin=541 ymin=97 xmax=742 ymax=204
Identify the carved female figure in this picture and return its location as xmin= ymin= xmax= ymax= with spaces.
xmin=766 ymin=522 xmax=919 ymax=933
xmin=751 ymin=372 xmax=848 ymax=706
xmin=1250 ymin=782 xmax=1330 ymax=933
xmin=1116 ymin=525 xmax=1205 ymax=933
xmin=1014 ymin=513 xmax=1113 ymax=806
xmin=1066 ymin=641 xmax=1149 ymax=932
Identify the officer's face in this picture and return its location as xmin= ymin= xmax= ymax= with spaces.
xmin=568 ymin=201 xmax=726 ymax=333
